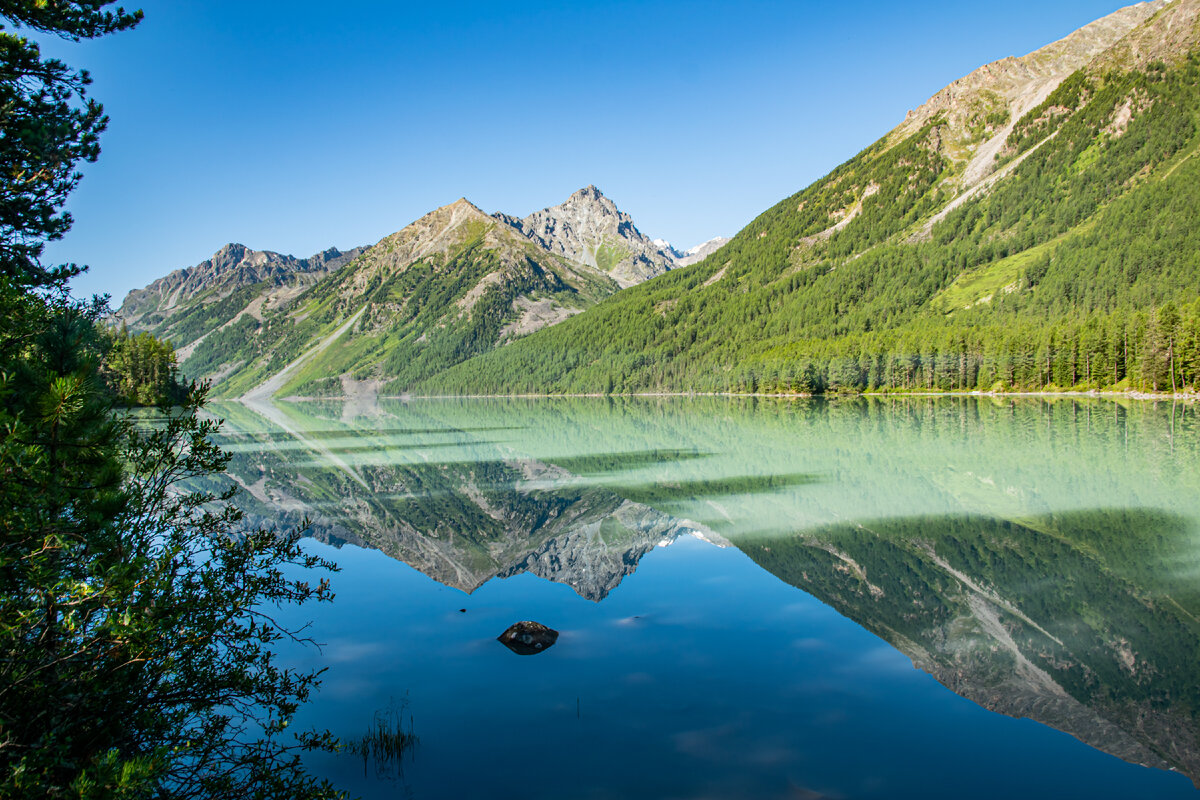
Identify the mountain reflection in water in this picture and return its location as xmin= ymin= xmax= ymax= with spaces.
xmin=207 ymin=396 xmax=1200 ymax=797
xmin=213 ymin=401 xmax=728 ymax=602
xmin=740 ymin=510 xmax=1200 ymax=784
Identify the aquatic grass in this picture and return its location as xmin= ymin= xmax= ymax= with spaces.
xmin=345 ymin=698 xmax=417 ymax=779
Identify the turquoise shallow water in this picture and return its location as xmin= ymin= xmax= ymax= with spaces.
xmin=211 ymin=396 xmax=1200 ymax=799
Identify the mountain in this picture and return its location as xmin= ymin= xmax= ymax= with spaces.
xmin=675 ymin=237 xmax=731 ymax=267
xmin=654 ymin=236 xmax=732 ymax=268
xmin=499 ymin=185 xmax=677 ymax=287
xmin=121 ymin=187 xmax=690 ymax=399
xmin=118 ymin=243 xmax=366 ymax=361
xmin=419 ymin=0 xmax=1200 ymax=396
xmin=184 ymin=196 xmax=619 ymax=398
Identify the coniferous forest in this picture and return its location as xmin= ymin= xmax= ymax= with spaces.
xmin=417 ymin=55 xmax=1200 ymax=397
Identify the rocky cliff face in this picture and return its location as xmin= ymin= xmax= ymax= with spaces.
xmin=504 ymin=185 xmax=678 ymax=287
xmin=119 ymin=243 xmax=364 ymax=331
xmin=893 ymin=0 xmax=1169 ymax=191
xmin=1092 ymin=0 xmax=1200 ymax=70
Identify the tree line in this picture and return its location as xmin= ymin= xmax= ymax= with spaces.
xmin=416 ymin=54 xmax=1200 ymax=397
xmin=98 ymin=324 xmax=187 ymax=406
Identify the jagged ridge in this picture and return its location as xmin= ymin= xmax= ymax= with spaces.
xmin=149 ymin=186 xmax=709 ymax=399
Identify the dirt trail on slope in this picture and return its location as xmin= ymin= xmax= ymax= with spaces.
xmin=238 ymin=307 xmax=371 ymax=490
xmin=240 ymin=306 xmax=365 ymax=405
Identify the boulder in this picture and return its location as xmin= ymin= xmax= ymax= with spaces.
xmin=497 ymin=620 xmax=559 ymax=656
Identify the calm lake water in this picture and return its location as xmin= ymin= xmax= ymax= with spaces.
xmin=208 ymin=396 xmax=1200 ymax=799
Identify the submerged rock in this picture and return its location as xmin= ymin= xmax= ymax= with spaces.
xmin=497 ymin=621 xmax=559 ymax=656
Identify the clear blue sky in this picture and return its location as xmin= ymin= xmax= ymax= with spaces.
xmin=38 ymin=0 xmax=1139 ymax=302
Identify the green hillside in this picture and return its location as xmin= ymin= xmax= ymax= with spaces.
xmin=181 ymin=201 xmax=617 ymax=398
xmin=419 ymin=30 xmax=1200 ymax=395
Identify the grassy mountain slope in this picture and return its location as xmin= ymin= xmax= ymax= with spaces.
xmin=183 ymin=199 xmax=619 ymax=397
xmin=420 ymin=0 xmax=1200 ymax=396
xmin=118 ymin=243 xmax=365 ymax=363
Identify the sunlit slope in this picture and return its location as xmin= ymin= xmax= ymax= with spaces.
xmin=422 ymin=1 xmax=1200 ymax=395
xmin=184 ymin=199 xmax=618 ymax=398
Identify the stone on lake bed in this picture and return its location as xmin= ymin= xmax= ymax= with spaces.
xmin=497 ymin=620 xmax=559 ymax=656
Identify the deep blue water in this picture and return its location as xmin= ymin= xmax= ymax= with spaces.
xmin=216 ymin=397 xmax=1200 ymax=799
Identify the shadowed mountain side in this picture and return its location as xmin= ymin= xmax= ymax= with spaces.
xmin=735 ymin=509 xmax=1200 ymax=786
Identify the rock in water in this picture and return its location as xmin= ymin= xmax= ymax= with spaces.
xmin=497 ymin=621 xmax=559 ymax=656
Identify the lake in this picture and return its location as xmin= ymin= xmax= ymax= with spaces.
xmin=208 ymin=395 xmax=1200 ymax=799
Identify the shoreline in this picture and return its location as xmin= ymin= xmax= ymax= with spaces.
xmin=245 ymin=388 xmax=1200 ymax=404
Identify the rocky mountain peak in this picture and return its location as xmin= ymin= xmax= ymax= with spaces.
xmin=564 ymin=184 xmax=615 ymax=210
xmin=212 ymin=241 xmax=248 ymax=261
xmin=446 ymin=197 xmax=485 ymax=214
xmin=118 ymin=242 xmax=365 ymax=329
xmin=506 ymin=186 xmax=675 ymax=287
xmin=370 ymin=197 xmax=497 ymax=263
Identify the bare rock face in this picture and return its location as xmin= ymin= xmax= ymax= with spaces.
xmin=893 ymin=0 xmax=1169 ymax=190
xmin=497 ymin=621 xmax=559 ymax=656
xmin=1092 ymin=0 xmax=1200 ymax=71
xmin=119 ymin=243 xmax=365 ymax=330
xmin=504 ymin=186 xmax=677 ymax=287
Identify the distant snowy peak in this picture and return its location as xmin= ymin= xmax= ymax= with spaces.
xmin=654 ymin=236 xmax=731 ymax=268
xmin=681 ymin=237 xmax=731 ymax=264
xmin=652 ymin=238 xmax=679 ymax=256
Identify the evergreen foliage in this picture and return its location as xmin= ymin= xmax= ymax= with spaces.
xmin=416 ymin=55 xmax=1200 ymax=397
xmin=98 ymin=324 xmax=187 ymax=407
xmin=0 ymin=5 xmax=346 ymax=798
xmin=0 ymin=1 xmax=140 ymax=287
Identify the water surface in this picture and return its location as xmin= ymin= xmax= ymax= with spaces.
xmin=209 ymin=396 xmax=1200 ymax=799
